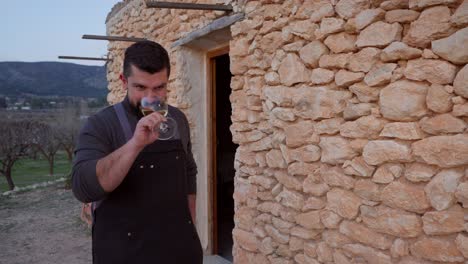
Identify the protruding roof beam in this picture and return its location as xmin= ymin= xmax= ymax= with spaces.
xmin=146 ymin=1 xmax=233 ymax=11
xmin=82 ymin=34 xmax=146 ymax=42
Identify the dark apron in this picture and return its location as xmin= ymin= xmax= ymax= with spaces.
xmin=92 ymin=140 xmax=203 ymax=264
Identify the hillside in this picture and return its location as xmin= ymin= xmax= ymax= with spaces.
xmin=0 ymin=62 xmax=107 ymax=98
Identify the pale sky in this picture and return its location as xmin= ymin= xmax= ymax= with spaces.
xmin=1 ymin=0 xmax=122 ymax=66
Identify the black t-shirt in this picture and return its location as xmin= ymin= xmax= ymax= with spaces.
xmin=71 ymin=96 xmax=197 ymax=203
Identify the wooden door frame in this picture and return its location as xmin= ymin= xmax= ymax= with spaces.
xmin=206 ymin=45 xmax=230 ymax=255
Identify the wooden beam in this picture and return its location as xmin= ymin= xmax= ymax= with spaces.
xmin=58 ymin=56 xmax=111 ymax=62
xmin=146 ymin=1 xmax=233 ymax=11
xmin=82 ymin=34 xmax=146 ymax=42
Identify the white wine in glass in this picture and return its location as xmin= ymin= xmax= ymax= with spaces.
xmin=140 ymin=96 xmax=177 ymax=140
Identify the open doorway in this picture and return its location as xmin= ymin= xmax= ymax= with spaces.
xmin=209 ymin=49 xmax=236 ymax=262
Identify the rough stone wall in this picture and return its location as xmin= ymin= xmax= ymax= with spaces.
xmin=229 ymin=0 xmax=468 ymax=263
xmin=106 ymin=0 xmax=468 ymax=263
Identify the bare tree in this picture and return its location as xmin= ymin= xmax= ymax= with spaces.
xmin=33 ymin=122 xmax=62 ymax=176
xmin=56 ymin=107 xmax=81 ymax=162
xmin=0 ymin=120 xmax=34 ymax=190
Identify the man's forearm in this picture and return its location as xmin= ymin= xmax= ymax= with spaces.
xmin=96 ymin=139 xmax=143 ymax=193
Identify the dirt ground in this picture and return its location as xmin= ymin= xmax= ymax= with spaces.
xmin=0 ymin=183 xmax=92 ymax=264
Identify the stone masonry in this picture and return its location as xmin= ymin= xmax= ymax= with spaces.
xmin=106 ymin=0 xmax=468 ymax=263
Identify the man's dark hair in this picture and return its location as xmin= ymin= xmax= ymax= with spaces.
xmin=123 ymin=40 xmax=170 ymax=78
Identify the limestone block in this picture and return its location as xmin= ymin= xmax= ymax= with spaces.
xmin=451 ymin=0 xmax=468 ymax=27
xmin=360 ymin=205 xmax=423 ymax=237
xmin=233 ymin=228 xmax=259 ymax=252
xmin=284 ymin=121 xmax=314 ymax=148
xmin=422 ymin=209 xmax=465 ymax=235
xmin=303 ymin=196 xmax=326 ymax=211
xmin=318 ymin=17 xmax=345 ymax=36
xmin=412 ymin=134 xmax=468 ymax=168
xmin=409 ymin=0 xmax=461 ymax=9
xmin=381 ymin=181 xmax=431 ymax=213
xmin=274 ymin=170 xmax=302 ymax=191
xmin=339 ymin=220 xmax=392 ymax=250
xmin=278 ymin=53 xmax=309 ymax=86
xmin=403 ymin=6 xmax=454 ymax=48
xmin=310 ymin=68 xmax=334 ymax=84
xmin=380 ymin=80 xmax=428 ymax=121
xmin=425 ymin=168 xmax=464 ymax=211
xmin=342 ymin=244 xmax=392 ymax=264
xmin=322 ymin=230 xmax=353 ymax=248
xmin=327 ymin=188 xmax=362 ymax=219
xmin=455 ymin=182 xmax=468 ymax=208
xmin=315 ymin=117 xmax=345 ymax=135
xmin=380 ymin=41 xmax=422 ymax=62
xmin=340 ymin=115 xmax=386 ymax=139
xmin=324 ymin=32 xmax=357 ymax=53
xmin=266 ymin=149 xmax=287 ymax=169
xmin=319 ymin=53 xmax=352 ymax=69
xmin=404 ymin=59 xmax=457 ymax=85
xmin=363 ymin=140 xmax=412 ymax=165
xmin=356 ymin=21 xmax=403 ymax=48
xmin=319 ymin=136 xmax=358 ymax=164
xmin=303 ymin=177 xmax=330 ymax=196
xmin=410 ymin=236 xmax=464 ymax=263
xmin=288 ymin=162 xmax=320 ymax=176
xmin=353 ymin=8 xmax=386 ymax=30
xmin=348 ymin=47 xmax=381 ymax=72
xmin=432 ymin=28 xmax=468 ymax=64
xmin=364 ymin=63 xmax=397 ymax=86
xmin=321 ymin=165 xmax=356 ymax=190
xmin=336 ymin=0 xmax=371 ymax=19
xmin=391 ymin=239 xmax=409 ymax=258
xmin=354 ymin=179 xmax=381 ymax=201
xmin=295 ymin=0 xmax=335 ymax=22
xmin=335 ymin=70 xmax=364 ymax=87
xmin=299 ymin=40 xmax=329 ymax=68
xmin=426 ymin=84 xmax=453 ymax=113
xmin=379 ymin=122 xmax=424 ymax=140
xmin=454 ymin=64 xmax=468 ymax=98
xmin=343 ymin=156 xmax=376 ymax=177
xmin=349 ymin=82 xmax=381 ymax=103
xmin=265 ymin=224 xmax=290 ymax=244
xmin=405 ymin=163 xmax=438 ymax=182
xmin=420 ymin=114 xmax=466 ymax=135
xmin=316 ymin=242 xmax=334 ymax=262
xmin=292 ymin=86 xmax=352 ymax=120
xmin=264 ymin=86 xmax=294 ymax=107
xmin=373 ymin=163 xmax=404 ymax=183
xmin=455 ymin=234 xmax=468 ymax=258
xmin=343 ymin=103 xmax=372 ymax=120
xmin=453 ymin=103 xmax=468 ymax=117
xmin=385 ymin=9 xmax=420 ymax=23
xmin=380 ymin=0 xmax=410 ymax=10
xmin=295 ymin=211 xmax=323 ymax=229
xmin=271 ymin=107 xmax=296 ymax=122
xmin=320 ymin=210 xmax=342 ymax=229
xmin=278 ymin=189 xmax=304 ymax=210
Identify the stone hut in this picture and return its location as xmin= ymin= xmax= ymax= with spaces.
xmin=105 ymin=0 xmax=468 ymax=263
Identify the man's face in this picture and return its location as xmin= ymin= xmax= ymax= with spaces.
xmin=120 ymin=65 xmax=168 ymax=108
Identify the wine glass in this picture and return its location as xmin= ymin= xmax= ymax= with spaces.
xmin=140 ymin=96 xmax=177 ymax=140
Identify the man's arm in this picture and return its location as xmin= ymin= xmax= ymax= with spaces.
xmin=72 ymin=110 xmax=165 ymax=201
xmin=96 ymin=111 xmax=165 ymax=192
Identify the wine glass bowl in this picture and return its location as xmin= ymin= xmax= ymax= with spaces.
xmin=140 ymin=96 xmax=177 ymax=140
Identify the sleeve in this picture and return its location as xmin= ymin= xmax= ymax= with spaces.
xmin=181 ymin=113 xmax=198 ymax=195
xmin=71 ymin=115 xmax=111 ymax=203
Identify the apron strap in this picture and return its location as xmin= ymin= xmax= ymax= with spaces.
xmin=91 ymin=102 xmax=133 ymax=224
xmin=114 ymin=102 xmax=133 ymax=142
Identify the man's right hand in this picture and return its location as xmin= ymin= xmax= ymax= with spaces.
xmin=130 ymin=112 xmax=166 ymax=149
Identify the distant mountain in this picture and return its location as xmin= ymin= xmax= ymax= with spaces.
xmin=0 ymin=62 xmax=107 ymax=98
